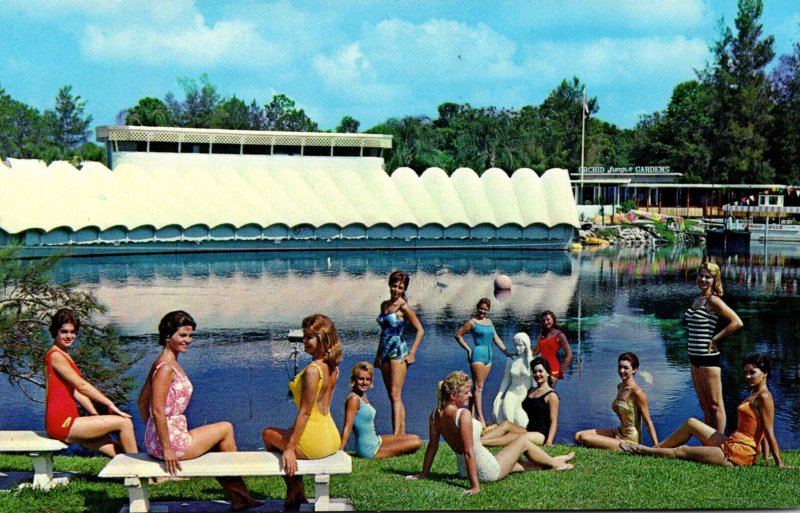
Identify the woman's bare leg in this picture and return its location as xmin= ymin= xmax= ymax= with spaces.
xmin=381 ymin=359 xmax=408 ymax=434
xmin=183 ymin=422 xmax=257 ymax=511
xmin=469 ymin=362 xmax=492 ymax=427
xmin=656 ymin=418 xmax=726 ymax=448
xmin=620 ymin=441 xmax=731 ymax=466
xmin=373 ymin=434 xmax=422 ymax=459
xmin=691 ymin=365 xmax=726 ymax=433
xmin=495 ymin=433 xmax=574 ymax=479
xmin=573 ymin=428 xmax=623 ymax=450
xmin=262 ymin=427 xmax=307 ymax=509
xmin=481 ymin=420 xmax=529 ymax=447
xmin=66 ymin=415 xmax=137 ymax=455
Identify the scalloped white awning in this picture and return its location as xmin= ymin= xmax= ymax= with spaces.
xmin=0 ymin=154 xmax=579 ymax=234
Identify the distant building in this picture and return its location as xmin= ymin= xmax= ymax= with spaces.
xmin=0 ymin=126 xmax=580 ymax=256
xmin=572 ymin=167 xmax=789 ymax=218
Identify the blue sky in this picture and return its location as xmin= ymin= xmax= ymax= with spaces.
xmin=2 ymin=1 xmax=799 ymax=135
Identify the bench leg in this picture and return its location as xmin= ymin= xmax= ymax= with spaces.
xmin=313 ymin=474 xmax=330 ymax=511
xmin=124 ymin=477 xmax=150 ymax=513
xmin=29 ymin=452 xmax=68 ymax=491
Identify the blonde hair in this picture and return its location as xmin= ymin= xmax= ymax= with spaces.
xmin=437 ymin=371 xmax=471 ymax=411
xmin=301 ymin=314 xmax=342 ymax=367
xmin=349 ymin=361 xmax=374 ymax=389
xmin=700 ymin=262 xmax=724 ymax=296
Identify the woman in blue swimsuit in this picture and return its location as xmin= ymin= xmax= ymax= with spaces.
xmin=455 ymin=298 xmax=512 ymax=427
xmin=340 ymin=362 xmax=422 ymax=459
xmin=375 ymin=270 xmax=425 ymax=434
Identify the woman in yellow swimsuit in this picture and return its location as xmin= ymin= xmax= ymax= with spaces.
xmin=573 ymin=352 xmax=659 ymax=450
xmin=620 ymin=353 xmax=787 ymax=468
xmin=262 ymin=314 xmax=342 ymax=510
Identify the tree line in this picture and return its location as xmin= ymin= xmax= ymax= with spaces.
xmin=1 ymin=0 xmax=798 ymax=185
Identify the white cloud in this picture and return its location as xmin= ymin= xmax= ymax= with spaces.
xmin=525 ymin=36 xmax=709 ymax=86
xmin=312 ymin=43 xmax=404 ymax=101
xmin=81 ymin=15 xmax=283 ymax=68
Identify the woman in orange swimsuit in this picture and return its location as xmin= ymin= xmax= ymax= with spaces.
xmin=531 ymin=311 xmax=572 ymax=386
xmin=262 ymin=314 xmax=343 ymax=510
xmin=44 ymin=308 xmax=137 ymax=455
xmin=620 ymin=353 xmax=787 ymax=468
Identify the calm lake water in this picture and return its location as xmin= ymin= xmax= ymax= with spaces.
xmin=2 ymin=244 xmax=798 ymax=452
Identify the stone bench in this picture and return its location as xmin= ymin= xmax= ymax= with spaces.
xmin=98 ymin=451 xmax=353 ymax=512
xmin=0 ymin=431 xmax=70 ymax=491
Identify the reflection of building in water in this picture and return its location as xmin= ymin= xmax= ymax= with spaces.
xmin=0 ymin=126 xmax=579 ymax=255
xmin=55 ymin=252 xmax=578 ymax=343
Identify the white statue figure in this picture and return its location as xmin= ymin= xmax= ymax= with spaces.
xmin=492 ymin=332 xmax=534 ymax=427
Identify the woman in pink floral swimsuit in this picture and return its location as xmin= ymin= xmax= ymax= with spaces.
xmin=137 ymin=311 xmax=260 ymax=511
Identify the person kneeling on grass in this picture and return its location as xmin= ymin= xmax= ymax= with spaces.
xmin=405 ymin=371 xmax=574 ymax=495
xmin=620 ymin=353 xmax=788 ymax=468
xmin=340 ymin=362 xmax=422 ymax=459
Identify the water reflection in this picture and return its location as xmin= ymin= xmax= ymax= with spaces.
xmin=1 ymin=246 xmax=796 ymax=452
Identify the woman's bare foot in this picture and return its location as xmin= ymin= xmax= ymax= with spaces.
xmin=552 ymin=451 xmax=575 ymax=470
xmin=619 ymin=441 xmax=645 ymax=455
xmin=231 ymin=498 xmax=262 ymax=511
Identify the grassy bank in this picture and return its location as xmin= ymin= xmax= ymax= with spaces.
xmin=1 ymin=445 xmax=798 ymax=512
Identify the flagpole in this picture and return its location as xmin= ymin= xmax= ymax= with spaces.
xmin=580 ymin=87 xmax=586 ymax=205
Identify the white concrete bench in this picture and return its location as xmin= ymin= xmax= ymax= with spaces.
xmin=0 ymin=431 xmax=69 ymax=491
xmin=98 ymin=451 xmax=352 ymax=512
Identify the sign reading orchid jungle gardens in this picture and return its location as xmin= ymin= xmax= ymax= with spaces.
xmin=579 ymin=166 xmax=672 ymax=174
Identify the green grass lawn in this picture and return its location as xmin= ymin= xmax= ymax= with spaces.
xmin=1 ymin=445 xmax=798 ymax=512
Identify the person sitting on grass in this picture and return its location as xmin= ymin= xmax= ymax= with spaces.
xmin=482 ymin=356 xmax=560 ymax=447
xmin=340 ymin=361 xmax=422 ymax=459
xmin=620 ymin=353 xmax=788 ymax=468
xmin=573 ymin=351 xmax=658 ymax=450
xmin=405 ymin=371 xmax=574 ymax=495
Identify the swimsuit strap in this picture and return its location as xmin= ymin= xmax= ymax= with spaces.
xmin=152 ymin=361 xmax=182 ymax=379
xmin=391 ymin=302 xmax=406 ymax=314
xmin=306 ymin=362 xmax=325 ymax=395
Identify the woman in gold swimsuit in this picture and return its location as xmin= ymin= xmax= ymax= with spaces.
xmin=574 ymin=352 xmax=659 ymax=450
xmin=262 ymin=314 xmax=342 ymax=509
xmin=620 ymin=353 xmax=787 ymax=468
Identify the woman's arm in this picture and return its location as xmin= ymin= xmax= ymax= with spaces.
xmin=137 ymin=371 xmax=153 ymax=424
xmin=557 ymin=332 xmax=573 ymax=372
xmin=531 ymin=339 xmax=542 ymax=356
xmin=283 ymin=363 xmax=321 ymax=476
xmin=707 ymin=296 xmax=743 ymax=352
xmin=402 ymin=304 xmax=425 ymax=365
xmin=458 ymin=409 xmax=480 ymax=495
xmin=454 ymin=320 xmax=475 ymax=360
xmin=755 ymin=392 xmax=784 ymax=467
xmin=50 ymin=351 xmax=128 ymax=417
xmin=339 ymin=394 xmax=360 ymax=451
xmin=407 ymin=412 xmax=440 ymax=480
xmin=634 ymin=388 xmax=659 ymax=446
xmin=150 ymin=365 xmax=182 ymax=474
xmin=491 ymin=326 xmax=512 ymax=357
xmin=545 ymin=393 xmax=560 ymax=447
xmin=73 ymin=390 xmax=98 ymax=415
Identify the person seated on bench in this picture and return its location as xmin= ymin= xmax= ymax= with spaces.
xmin=137 ymin=310 xmax=259 ymax=511
xmin=405 ymin=371 xmax=574 ymax=496
xmin=262 ymin=314 xmax=342 ymax=510
xmin=340 ymin=361 xmax=421 ymax=459
xmin=44 ymin=308 xmax=137 ymax=456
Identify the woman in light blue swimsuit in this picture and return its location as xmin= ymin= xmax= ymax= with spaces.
xmin=375 ymin=270 xmax=425 ymax=434
xmin=455 ymin=298 xmax=512 ymax=427
xmin=340 ymin=362 xmax=422 ymax=459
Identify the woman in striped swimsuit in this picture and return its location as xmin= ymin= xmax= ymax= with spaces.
xmin=685 ymin=262 xmax=743 ymax=433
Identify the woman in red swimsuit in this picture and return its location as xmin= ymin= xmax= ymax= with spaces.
xmin=44 ymin=308 xmax=137 ymax=455
xmin=531 ymin=311 xmax=572 ymax=386
xmin=620 ymin=353 xmax=787 ymax=468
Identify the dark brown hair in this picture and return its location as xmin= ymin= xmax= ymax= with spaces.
xmin=158 ymin=310 xmax=196 ymax=346
xmin=49 ymin=308 xmax=80 ymax=338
